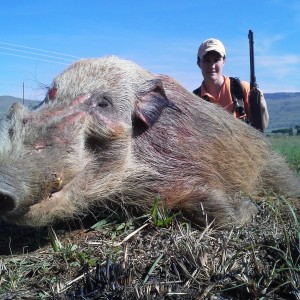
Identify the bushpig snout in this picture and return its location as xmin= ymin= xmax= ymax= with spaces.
xmin=0 ymin=190 xmax=17 ymax=214
xmin=0 ymin=175 xmax=18 ymax=214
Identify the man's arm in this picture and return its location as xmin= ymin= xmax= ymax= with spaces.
xmin=241 ymin=80 xmax=269 ymax=130
xmin=259 ymin=91 xmax=269 ymax=130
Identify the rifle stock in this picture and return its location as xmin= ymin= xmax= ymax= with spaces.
xmin=248 ymin=30 xmax=264 ymax=131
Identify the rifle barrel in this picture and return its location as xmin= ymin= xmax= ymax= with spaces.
xmin=248 ymin=30 xmax=257 ymax=89
xmin=248 ymin=30 xmax=263 ymax=131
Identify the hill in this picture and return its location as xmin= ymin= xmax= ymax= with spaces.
xmin=0 ymin=93 xmax=299 ymax=132
xmin=0 ymin=96 xmax=41 ymax=119
xmin=264 ymin=92 xmax=300 ymax=132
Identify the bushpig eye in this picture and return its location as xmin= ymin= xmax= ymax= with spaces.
xmin=98 ymin=96 xmax=112 ymax=107
xmin=98 ymin=98 xmax=109 ymax=108
xmin=86 ymin=92 xmax=118 ymax=122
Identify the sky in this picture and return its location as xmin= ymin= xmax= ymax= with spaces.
xmin=1 ymin=0 xmax=300 ymax=101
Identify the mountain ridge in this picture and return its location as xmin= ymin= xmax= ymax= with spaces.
xmin=264 ymin=92 xmax=300 ymax=100
xmin=0 ymin=94 xmax=299 ymax=132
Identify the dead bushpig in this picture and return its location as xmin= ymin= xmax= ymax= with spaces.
xmin=0 ymin=56 xmax=299 ymax=227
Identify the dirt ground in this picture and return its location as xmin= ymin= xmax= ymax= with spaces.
xmin=0 ymin=196 xmax=299 ymax=300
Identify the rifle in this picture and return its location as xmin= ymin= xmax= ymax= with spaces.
xmin=248 ymin=30 xmax=264 ymax=131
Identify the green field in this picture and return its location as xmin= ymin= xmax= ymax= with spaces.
xmin=268 ymin=135 xmax=300 ymax=174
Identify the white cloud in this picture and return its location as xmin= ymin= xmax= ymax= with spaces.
xmin=257 ymin=55 xmax=300 ymax=78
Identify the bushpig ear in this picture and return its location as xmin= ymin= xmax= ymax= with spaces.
xmin=134 ymin=79 xmax=181 ymax=128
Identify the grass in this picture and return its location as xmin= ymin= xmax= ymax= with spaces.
xmin=1 ymin=196 xmax=299 ymax=299
xmin=0 ymin=136 xmax=299 ymax=299
xmin=268 ymin=135 xmax=300 ymax=174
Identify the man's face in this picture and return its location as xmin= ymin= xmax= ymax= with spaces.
xmin=198 ymin=51 xmax=226 ymax=81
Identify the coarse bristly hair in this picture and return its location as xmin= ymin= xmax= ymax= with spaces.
xmin=0 ymin=56 xmax=299 ymax=228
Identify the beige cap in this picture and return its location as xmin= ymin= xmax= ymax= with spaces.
xmin=198 ymin=38 xmax=226 ymax=60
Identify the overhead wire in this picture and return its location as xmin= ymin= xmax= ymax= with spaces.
xmin=0 ymin=41 xmax=81 ymax=58
xmin=0 ymin=41 xmax=82 ymax=65
xmin=0 ymin=51 xmax=71 ymax=65
xmin=0 ymin=41 xmax=82 ymax=97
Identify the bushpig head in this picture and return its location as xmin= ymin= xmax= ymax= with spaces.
xmin=0 ymin=57 xmax=180 ymax=225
